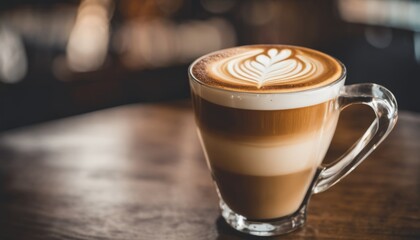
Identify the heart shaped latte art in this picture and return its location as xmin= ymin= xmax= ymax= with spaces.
xmin=209 ymin=48 xmax=320 ymax=88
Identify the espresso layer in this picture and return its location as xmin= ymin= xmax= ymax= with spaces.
xmin=191 ymin=45 xmax=343 ymax=93
xmin=212 ymin=165 xmax=315 ymax=220
xmin=192 ymin=92 xmax=336 ymax=140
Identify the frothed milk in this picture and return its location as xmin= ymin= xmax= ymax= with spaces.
xmin=190 ymin=45 xmax=345 ymax=220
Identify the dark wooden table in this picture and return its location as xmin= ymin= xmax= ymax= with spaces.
xmin=0 ymin=101 xmax=419 ymax=240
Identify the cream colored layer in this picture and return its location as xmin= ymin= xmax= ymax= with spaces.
xmin=197 ymin=114 xmax=339 ymax=176
xmin=190 ymin=77 xmax=344 ymax=110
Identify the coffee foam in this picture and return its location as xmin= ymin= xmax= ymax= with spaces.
xmin=190 ymin=46 xmax=345 ymax=110
xmin=191 ymin=45 xmax=344 ymax=93
xmin=211 ymin=48 xmax=320 ymax=89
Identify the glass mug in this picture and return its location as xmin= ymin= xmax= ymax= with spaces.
xmin=188 ymin=45 xmax=398 ymax=236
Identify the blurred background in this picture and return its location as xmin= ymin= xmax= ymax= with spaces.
xmin=0 ymin=0 xmax=418 ymax=131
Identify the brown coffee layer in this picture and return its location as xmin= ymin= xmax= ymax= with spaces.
xmin=192 ymin=92 xmax=336 ymax=141
xmin=212 ymin=165 xmax=315 ymax=220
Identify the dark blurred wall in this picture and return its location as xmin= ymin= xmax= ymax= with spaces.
xmin=0 ymin=0 xmax=418 ymax=131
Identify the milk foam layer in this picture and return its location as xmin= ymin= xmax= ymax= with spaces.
xmin=212 ymin=48 xmax=319 ymax=88
xmin=198 ymin=112 xmax=338 ymax=176
xmin=191 ymin=79 xmax=343 ymax=110
xmin=190 ymin=45 xmax=345 ymax=110
xmin=191 ymin=45 xmax=344 ymax=93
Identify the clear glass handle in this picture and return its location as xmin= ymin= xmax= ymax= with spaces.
xmin=313 ymin=83 xmax=398 ymax=194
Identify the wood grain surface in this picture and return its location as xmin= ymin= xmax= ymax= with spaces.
xmin=0 ymin=101 xmax=419 ymax=240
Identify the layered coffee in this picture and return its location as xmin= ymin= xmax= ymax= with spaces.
xmin=189 ymin=45 xmax=344 ymax=220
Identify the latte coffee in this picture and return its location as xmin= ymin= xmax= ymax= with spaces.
xmin=190 ymin=45 xmax=345 ymax=220
xmin=188 ymin=45 xmax=398 ymax=236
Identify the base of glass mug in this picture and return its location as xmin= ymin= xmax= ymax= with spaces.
xmin=220 ymin=200 xmax=306 ymax=236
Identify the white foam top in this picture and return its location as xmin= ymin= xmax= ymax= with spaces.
xmin=190 ymin=78 xmax=344 ymax=110
xmin=189 ymin=45 xmax=346 ymax=110
xmin=210 ymin=48 xmax=322 ymax=88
